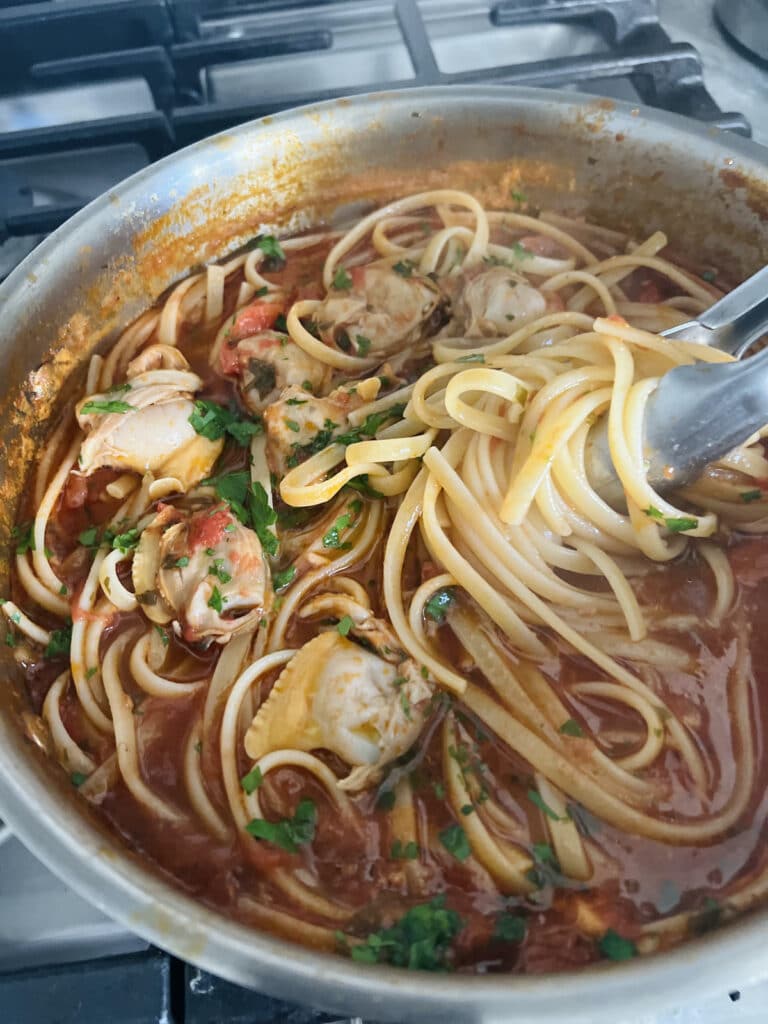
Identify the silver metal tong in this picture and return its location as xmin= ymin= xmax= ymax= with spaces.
xmin=586 ymin=265 xmax=768 ymax=508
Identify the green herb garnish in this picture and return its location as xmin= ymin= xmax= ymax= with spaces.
xmin=527 ymin=788 xmax=567 ymax=822
xmin=207 ymin=586 xmax=224 ymax=613
xmin=189 ymin=399 xmax=262 ymax=446
xmin=391 ymin=839 xmax=420 ymax=860
xmin=241 ymin=766 xmax=264 ymax=794
xmin=559 ymin=718 xmax=584 ymax=737
xmin=207 ymin=558 xmax=231 ymax=583
xmin=272 ymin=566 xmax=297 ymax=591
xmin=644 ymin=507 xmax=698 ymax=532
xmin=44 ymin=625 xmax=72 ymax=659
xmin=356 ymin=334 xmax=372 ymax=356
xmin=438 ymin=824 xmax=471 ymax=862
xmin=78 ymin=525 xmax=100 ymax=548
xmin=598 ymin=929 xmax=637 ymax=961
xmin=332 ymin=266 xmax=353 ymax=290
xmin=70 ymin=772 xmax=88 ymax=788
xmin=393 ymin=260 xmax=414 ymax=277
xmin=740 ymin=489 xmax=762 ymax=503
xmin=347 ymin=896 xmax=462 ymax=971
xmin=12 ymin=522 xmax=35 ymax=555
xmin=250 ymin=234 xmax=286 ymax=266
xmin=322 ymin=502 xmax=361 ymax=550
xmin=245 ymin=798 xmax=316 ymax=852
xmin=494 ymin=912 xmax=526 ymax=942
xmin=80 ymin=399 xmax=133 ymax=415
xmin=424 ymin=588 xmax=455 ymax=623
xmin=205 ymin=472 xmax=278 ymax=556
xmin=337 ymin=615 xmax=354 ymax=637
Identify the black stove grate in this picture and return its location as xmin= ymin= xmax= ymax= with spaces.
xmin=0 ymin=0 xmax=751 ymax=247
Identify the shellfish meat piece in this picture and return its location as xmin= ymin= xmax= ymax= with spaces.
xmin=244 ymin=631 xmax=433 ymax=790
xmin=76 ymin=358 xmax=222 ymax=490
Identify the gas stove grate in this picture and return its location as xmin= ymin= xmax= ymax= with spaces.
xmin=0 ymin=0 xmax=751 ymax=249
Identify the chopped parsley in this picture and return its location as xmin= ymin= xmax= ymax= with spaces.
xmin=322 ymin=501 xmax=362 ymax=550
xmin=510 ymin=189 xmax=527 ymax=203
xmin=527 ymin=788 xmax=568 ymax=822
xmin=337 ymin=615 xmax=354 ymax=637
xmin=286 ymin=405 xmax=405 ymax=468
xmin=559 ymin=718 xmax=584 ymax=738
xmin=332 ymin=266 xmax=353 ymax=291
xmin=272 ymin=565 xmax=297 ymax=591
xmin=249 ymin=234 xmax=286 ymax=267
xmin=399 ymin=690 xmax=412 ymax=721
xmin=438 ymin=823 xmax=471 ymax=862
xmin=240 ymin=766 xmax=264 ymax=794
xmin=208 ymin=558 xmax=231 ymax=583
xmin=70 ymin=772 xmax=89 ymax=788
xmin=391 ymin=839 xmax=420 ymax=860
xmin=532 ymin=842 xmax=557 ymax=865
xmin=740 ymin=489 xmax=762 ymax=503
xmin=701 ymin=269 xmax=717 ymax=283
xmin=12 ymin=522 xmax=35 ymax=555
xmin=285 ymin=396 xmax=307 ymax=406
xmin=5 ymin=632 xmax=16 ymax=647
xmin=80 ymin=399 xmax=133 ymax=415
xmin=246 ymin=358 xmax=277 ymax=399
xmin=245 ymin=798 xmax=316 ymax=853
xmin=345 ymin=475 xmax=385 ymax=500
xmin=207 ymin=586 xmax=224 ymax=613
xmin=78 ymin=525 xmax=100 ymax=549
xmin=172 ymin=556 xmax=190 ymax=569
xmin=424 ymin=588 xmax=455 ymax=624
xmin=154 ymin=625 xmax=169 ymax=647
xmin=355 ymin=334 xmax=372 ymax=356
xmin=494 ymin=912 xmax=526 ymax=942
xmin=455 ymin=353 xmax=485 ymax=363
xmin=204 ymin=472 xmax=278 ymax=556
xmin=86 ymin=666 xmax=98 ymax=679
xmin=80 ymin=524 xmax=141 ymax=554
xmin=44 ymin=625 xmax=72 ymax=659
xmin=598 ymin=929 xmax=637 ymax=961
xmin=393 ymin=259 xmax=414 ymax=277
xmin=376 ymin=789 xmax=396 ymax=811
xmin=345 ymin=896 xmax=462 ymax=970
xmin=284 ymin=418 xmax=300 ymax=433
xmin=111 ymin=528 xmax=141 ymax=554
xmin=644 ymin=507 xmax=698 ymax=533
xmin=189 ymin=399 xmax=262 ymax=447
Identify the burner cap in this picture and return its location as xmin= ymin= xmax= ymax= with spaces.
xmin=716 ymin=0 xmax=768 ymax=63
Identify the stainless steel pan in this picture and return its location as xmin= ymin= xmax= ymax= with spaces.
xmin=1 ymin=86 xmax=768 ymax=1023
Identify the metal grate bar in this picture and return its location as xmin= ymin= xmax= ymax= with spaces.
xmin=0 ymin=1 xmax=753 ymax=258
xmin=492 ymin=0 xmax=658 ymax=44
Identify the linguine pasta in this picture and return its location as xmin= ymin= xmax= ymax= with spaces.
xmin=7 ymin=189 xmax=768 ymax=973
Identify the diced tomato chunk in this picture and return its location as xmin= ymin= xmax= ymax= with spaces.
xmin=231 ymin=300 xmax=286 ymax=341
xmin=187 ymin=508 xmax=233 ymax=552
xmin=218 ymin=343 xmax=240 ymax=376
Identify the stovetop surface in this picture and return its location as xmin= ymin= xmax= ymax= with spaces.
xmin=2 ymin=0 xmax=768 ymax=1021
